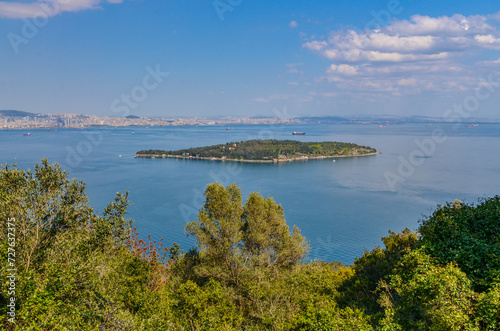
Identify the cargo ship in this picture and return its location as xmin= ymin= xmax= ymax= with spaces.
xmin=292 ymin=132 xmax=306 ymax=135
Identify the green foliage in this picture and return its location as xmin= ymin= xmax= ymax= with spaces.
xmin=185 ymin=183 xmax=246 ymax=286
xmin=243 ymin=192 xmax=309 ymax=269
xmin=185 ymin=182 xmax=309 ymax=287
xmin=339 ymin=228 xmax=418 ymax=316
xmin=137 ymin=139 xmax=378 ymax=161
xmin=241 ymin=261 xmax=352 ymax=329
xmin=379 ymin=250 xmax=477 ymax=330
xmin=419 ymin=197 xmax=500 ymax=291
xmin=1 ymin=159 xmax=499 ymax=330
xmin=175 ymin=279 xmax=243 ymax=330
xmin=289 ymin=305 xmax=373 ymax=331
xmin=476 ymin=281 xmax=500 ymax=330
xmin=284 ymin=262 xmax=374 ymax=330
xmin=0 ymin=160 xmax=175 ymax=330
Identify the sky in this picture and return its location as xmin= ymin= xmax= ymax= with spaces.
xmin=1 ymin=0 xmax=500 ymax=119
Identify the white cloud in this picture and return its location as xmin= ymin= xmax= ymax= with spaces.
xmin=301 ymin=12 xmax=500 ymax=96
xmin=474 ymin=34 xmax=500 ymax=44
xmin=477 ymin=58 xmax=500 ymax=66
xmin=398 ymin=78 xmax=417 ymax=86
xmin=327 ymin=64 xmax=358 ymax=76
xmin=304 ymin=13 xmax=500 ymax=63
xmin=322 ymin=59 xmax=486 ymax=95
xmin=303 ymin=40 xmax=327 ymax=52
xmin=386 ymin=14 xmax=492 ymax=36
xmin=323 ymin=48 xmax=450 ymax=63
xmin=0 ymin=0 xmax=122 ymax=19
xmin=289 ymin=20 xmax=298 ymax=28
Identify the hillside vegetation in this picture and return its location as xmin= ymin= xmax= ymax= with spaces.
xmin=136 ymin=139 xmax=379 ymax=161
xmin=0 ymin=110 xmax=37 ymax=117
xmin=1 ymin=160 xmax=498 ymax=330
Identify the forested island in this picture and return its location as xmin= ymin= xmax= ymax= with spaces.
xmin=136 ymin=139 xmax=380 ymax=162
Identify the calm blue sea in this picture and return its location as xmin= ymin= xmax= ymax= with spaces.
xmin=1 ymin=123 xmax=499 ymax=264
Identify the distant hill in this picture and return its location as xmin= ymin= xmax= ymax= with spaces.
xmin=0 ymin=110 xmax=38 ymax=117
xmin=126 ymin=115 xmax=140 ymax=119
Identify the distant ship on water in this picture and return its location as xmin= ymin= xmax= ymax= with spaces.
xmin=466 ymin=124 xmax=478 ymax=128
xmin=292 ymin=132 xmax=306 ymax=135
xmin=23 ymin=132 xmax=30 ymax=136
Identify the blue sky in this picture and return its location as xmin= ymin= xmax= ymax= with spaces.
xmin=1 ymin=0 xmax=500 ymax=118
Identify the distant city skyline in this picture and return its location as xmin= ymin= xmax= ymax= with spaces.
xmin=1 ymin=0 xmax=500 ymax=119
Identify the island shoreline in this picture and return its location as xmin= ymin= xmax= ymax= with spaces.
xmin=135 ymin=151 xmax=381 ymax=163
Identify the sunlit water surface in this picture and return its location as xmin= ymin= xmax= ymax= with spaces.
xmin=1 ymin=123 xmax=499 ymax=264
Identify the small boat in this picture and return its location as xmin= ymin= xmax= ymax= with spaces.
xmin=332 ymin=160 xmax=336 ymax=163
xmin=119 ymin=155 xmax=122 ymax=158
xmin=292 ymin=131 xmax=306 ymax=135
xmin=23 ymin=133 xmax=30 ymax=136
xmin=226 ymin=127 xmax=230 ymax=130
xmin=132 ymin=132 xmax=135 ymax=135
xmin=466 ymin=124 xmax=478 ymax=128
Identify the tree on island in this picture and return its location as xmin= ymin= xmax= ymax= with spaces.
xmin=136 ymin=139 xmax=379 ymax=161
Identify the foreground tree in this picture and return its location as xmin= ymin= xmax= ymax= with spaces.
xmin=185 ymin=183 xmax=245 ymax=286
xmin=0 ymin=160 xmax=173 ymax=330
xmin=379 ymin=250 xmax=476 ymax=330
xmin=2 ymin=160 xmax=499 ymax=330
xmin=419 ymin=197 xmax=500 ymax=291
xmin=243 ymin=192 xmax=308 ymax=269
xmin=338 ymin=228 xmax=418 ymax=317
xmin=185 ymin=182 xmax=309 ymax=287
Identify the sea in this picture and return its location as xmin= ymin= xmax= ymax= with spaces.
xmin=1 ymin=123 xmax=499 ymax=264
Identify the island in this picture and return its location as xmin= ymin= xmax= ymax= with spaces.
xmin=135 ymin=139 xmax=380 ymax=163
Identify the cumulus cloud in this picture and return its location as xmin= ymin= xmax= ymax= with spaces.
xmin=304 ymin=13 xmax=500 ymax=63
xmin=386 ymin=14 xmax=492 ymax=36
xmin=327 ymin=64 xmax=358 ymax=76
xmin=289 ymin=20 xmax=298 ymax=28
xmin=302 ymin=12 xmax=500 ymax=95
xmin=303 ymin=40 xmax=327 ymax=52
xmin=0 ymin=0 xmax=122 ymax=19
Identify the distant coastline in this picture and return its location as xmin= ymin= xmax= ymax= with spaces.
xmin=2 ymin=110 xmax=499 ymax=130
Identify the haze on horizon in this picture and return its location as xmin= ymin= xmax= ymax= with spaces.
xmin=1 ymin=0 xmax=500 ymax=119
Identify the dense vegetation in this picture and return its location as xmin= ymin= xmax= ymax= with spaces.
xmin=136 ymin=139 xmax=378 ymax=161
xmin=1 ymin=160 xmax=499 ymax=330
